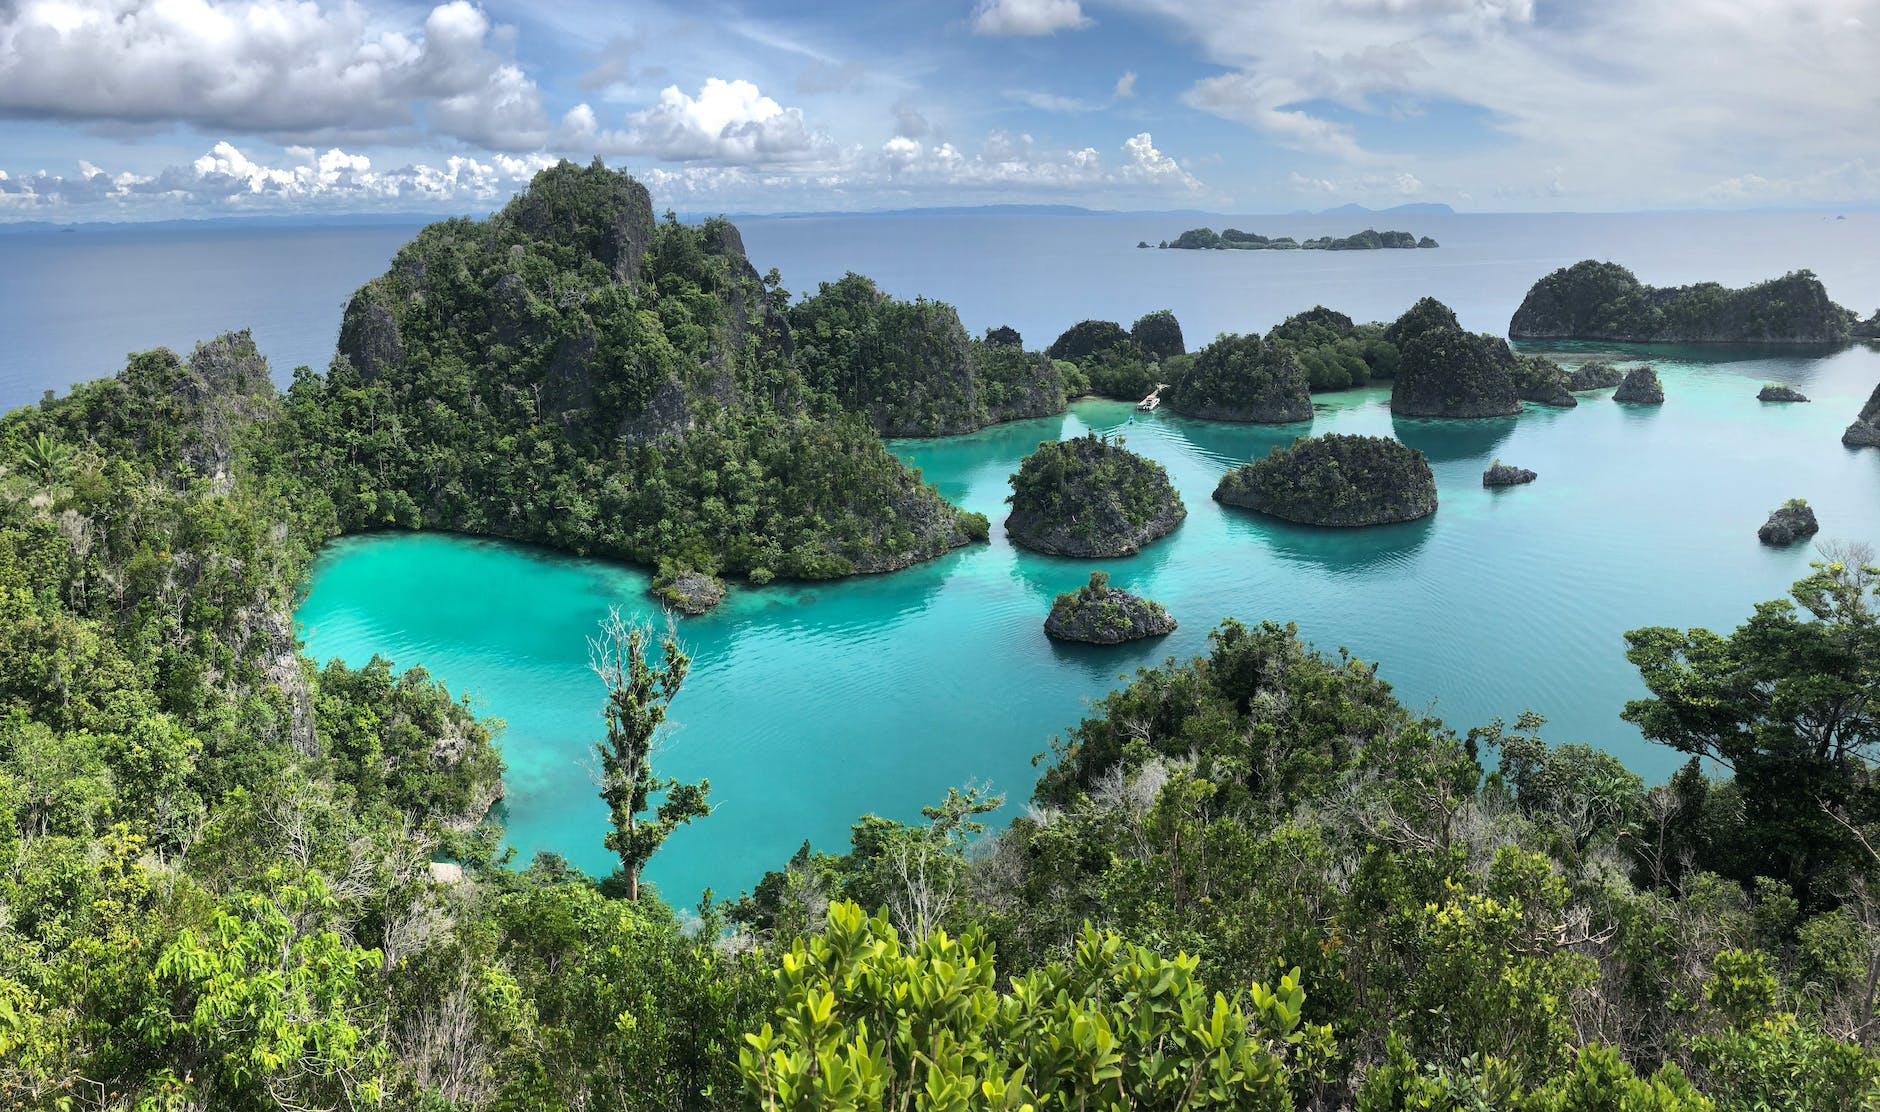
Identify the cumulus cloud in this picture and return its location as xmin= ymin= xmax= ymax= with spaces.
xmin=563 ymin=78 xmax=831 ymax=164
xmin=0 ymin=142 xmax=555 ymax=213
xmin=869 ymin=129 xmax=1201 ymax=193
xmin=1114 ymin=0 xmax=1880 ymax=207
xmin=0 ymin=0 xmax=553 ymax=148
xmin=1113 ymin=71 xmax=1138 ymax=99
xmin=971 ymin=0 xmax=1092 ymax=36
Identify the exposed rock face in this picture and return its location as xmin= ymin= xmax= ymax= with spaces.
xmin=1510 ymin=260 xmax=1855 ymax=343
xmin=652 ymin=571 xmax=727 ymax=615
xmin=1164 ymin=333 xmax=1312 ymax=423
xmin=1215 ymin=433 xmax=1436 ymax=526
xmin=1044 ymin=571 xmax=1177 ymax=644
xmin=1758 ymin=384 xmax=1810 ymax=402
xmin=1759 ymin=501 xmax=1820 ymax=545
xmin=1614 ymin=366 xmax=1665 ymax=404
xmin=505 ymin=164 xmax=655 ymax=286
xmin=336 ymin=292 xmax=405 ymax=380
xmin=1843 ymin=383 xmax=1880 ymax=447
xmin=1390 ymin=327 xmax=1521 ymax=418
xmin=1483 ymin=462 xmax=1538 ymax=487
xmin=1568 ymin=362 xmax=1625 ymax=390
xmin=1005 ymin=434 xmax=1186 ymax=557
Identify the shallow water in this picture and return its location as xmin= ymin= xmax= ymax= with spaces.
xmin=297 ymin=341 xmax=1880 ymax=904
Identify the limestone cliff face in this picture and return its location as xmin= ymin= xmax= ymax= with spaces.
xmin=1511 ymin=261 xmax=1855 ymax=343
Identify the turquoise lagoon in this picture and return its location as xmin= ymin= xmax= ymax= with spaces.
xmin=296 ymin=342 xmax=1880 ymax=903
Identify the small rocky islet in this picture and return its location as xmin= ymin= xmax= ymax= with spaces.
xmin=1759 ymin=499 xmax=1820 ymax=545
xmin=1759 ymin=384 xmax=1809 ymax=402
xmin=1483 ymin=461 xmax=1538 ymax=487
xmin=1215 ymin=433 xmax=1437 ymax=526
xmin=1614 ymin=366 xmax=1665 ymax=404
xmin=1005 ymin=433 xmax=1186 ymax=557
xmin=1042 ymin=571 xmax=1177 ymax=644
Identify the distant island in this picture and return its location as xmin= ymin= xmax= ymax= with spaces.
xmin=1156 ymin=227 xmax=1437 ymax=251
xmin=1509 ymin=260 xmax=1856 ymax=343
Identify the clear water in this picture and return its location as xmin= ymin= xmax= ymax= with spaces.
xmin=298 ymin=342 xmax=1880 ymax=905
xmin=9 ymin=210 xmax=1880 ymax=905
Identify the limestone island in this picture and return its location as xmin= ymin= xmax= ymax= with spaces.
xmin=1759 ymin=384 xmax=1810 ymax=402
xmin=1843 ymin=384 xmax=1880 ymax=447
xmin=1043 ymin=571 xmax=1178 ymax=644
xmin=1163 ymin=332 xmax=1312 ymax=423
xmin=1568 ymin=361 xmax=1626 ymax=390
xmin=1214 ymin=433 xmax=1437 ymax=526
xmin=1386 ymin=298 xmax=1522 ymax=418
xmin=1005 ymin=434 xmax=1187 ymax=556
xmin=1510 ymin=261 xmax=1856 ymax=343
xmin=1043 ymin=312 xmax=1185 ymax=401
xmin=1614 ymin=366 xmax=1665 ymax=404
xmin=1759 ymin=499 xmax=1820 ymax=546
xmin=1484 ymin=461 xmax=1538 ymax=487
xmin=1263 ymin=306 xmax=1403 ymax=392
xmin=652 ymin=569 xmax=727 ymax=615
xmin=1162 ymin=227 xmax=1436 ymax=251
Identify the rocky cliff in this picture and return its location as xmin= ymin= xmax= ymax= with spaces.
xmin=1043 ymin=571 xmax=1177 ymax=644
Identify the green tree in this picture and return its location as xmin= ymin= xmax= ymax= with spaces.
xmin=16 ymin=431 xmax=73 ymax=495
xmin=589 ymin=606 xmax=711 ymax=900
xmin=1623 ymin=551 xmax=1880 ymax=906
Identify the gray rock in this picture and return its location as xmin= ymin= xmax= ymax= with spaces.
xmin=652 ymin=571 xmax=728 ymax=615
xmin=1758 ymin=501 xmax=1820 ymax=545
xmin=1483 ymin=462 xmax=1538 ymax=487
xmin=1614 ymin=366 xmax=1665 ymax=404
xmin=336 ymin=290 xmax=405 ymax=380
xmin=1758 ymin=384 xmax=1810 ymax=402
xmin=1043 ymin=572 xmax=1177 ymax=644
xmin=1843 ymin=384 xmax=1880 ymax=448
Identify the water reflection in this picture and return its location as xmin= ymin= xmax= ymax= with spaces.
xmin=1221 ymin=508 xmax=1438 ymax=576
xmin=1390 ymin=414 xmax=1519 ymax=464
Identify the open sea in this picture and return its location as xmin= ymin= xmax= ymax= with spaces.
xmin=6 ymin=208 xmax=1879 ymax=902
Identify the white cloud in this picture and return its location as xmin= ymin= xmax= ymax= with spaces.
xmin=971 ymin=0 xmax=1092 ymax=36
xmin=0 ymin=142 xmax=556 ymax=213
xmin=1114 ymin=0 xmax=1880 ymax=207
xmin=563 ymin=78 xmax=830 ymax=164
xmin=1287 ymin=169 xmax=1424 ymax=197
xmin=1113 ymin=71 xmax=1138 ymax=99
xmin=1009 ymin=90 xmax=1100 ymax=113
xmin=0 ymin=0 xmax=552 ymax=149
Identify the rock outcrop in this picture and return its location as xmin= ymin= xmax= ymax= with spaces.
xmin=1758 ymin=500 xmax=1820 ymax=545
xmin=1508 ymin=352 xmax=1577 ymax=408
xmin=1164 ymin=333 xmax=1312 ymax=423
xmin=652 ymin=570 xmax=727 ymax=615
xmin=1568 ymin=362 xmax=1625 ymax=391
xmin=1510 ymin=260 xmax=1856 ymax=343
xmin=1006 ymin=434 xmax=1186 ymax=557
xmin=1758 ymin=384 xmax=1810 ymax=402
xmin=1843 ymin=384 xmax=1880 ymax=447
xmin=1391 ymin=324 xmax=1522 ymax=418
xmin=1483 ymin=462 xmax=1538 ymax=487
xmin=1130 ymin=310 xmax=1186 ymax=361
xmin=1043 ymin=571 xmax=1177 ymax=644
xmin=1215 ymin=433 xmax=1436 ymax=526
xmin=1614 ymin=366 xmax=1665 ymax=404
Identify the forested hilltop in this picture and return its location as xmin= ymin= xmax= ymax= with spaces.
xmin=11 ymin=159 xmax=1880 ymax=1108
xmin=314 ymin=160 xmax=987 ymax=587
xmin=1510 ymin=261 xmax=1857 ymax=343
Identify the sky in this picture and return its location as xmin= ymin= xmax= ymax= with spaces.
xmin=0 ymin=0 xmax=1875 ymax=221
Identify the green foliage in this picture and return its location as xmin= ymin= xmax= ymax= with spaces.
xmin=740 ymin=900 xmax=1324 ymax=1111
xmin=1392 ymin=325 xmax=1521 ymax=417
xmin=1165 ymin=332 xmax=1312 ymax=421
xmin=1005 ymin=434 xmax=1184 ymax=555
xmin=1167 ymin=227 xmax=1425 ymax=252
xmin=1131 ymin=309 xmax=1186 ymax=360
xmin=1511 ymin=261 xmax=1856 ymax=342
xmin=589 ymin=609 xmax=709 ymax=900
xmin=1215 ymin=432 xmax=1436 ymax=526
xmin=1623 ymin=553 xmax=1880 ymax=907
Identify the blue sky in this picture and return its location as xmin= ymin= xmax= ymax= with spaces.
xmin=0 ymin=0 xmax=1875 ymax=220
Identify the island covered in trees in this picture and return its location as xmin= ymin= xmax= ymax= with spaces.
xmin=1510 ymin=260 xmax=1858 ymax=343
xmin=1159 ymin=227 xmax=1438 ymax=250
xmin=1042 ymin=570 xmax=1177 ymax=643
xmin=1215 ymin=432 xmax=1438 ymax=525
xmin=1004 ymin=433 xmax=1185 ymax=556
xmin=11 ymin=159 xmax=1880 ymax=1110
